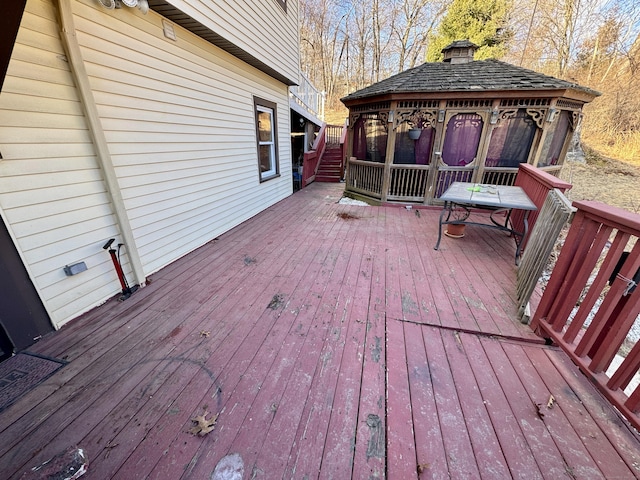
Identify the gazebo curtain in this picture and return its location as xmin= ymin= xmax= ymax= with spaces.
xmin=486 ymin=109 xmax=537 ymax=167
xmin=442 ymin=114 xmax=483 ymax=166
xmin=353 ymin=115 xmax=387 ymax=163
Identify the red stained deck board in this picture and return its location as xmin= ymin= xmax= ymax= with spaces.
xmin=319 ymin=213 xmax=383 ymax=479
xmin=440 ymin=329 xmax=512 ymax=479
xmin=283 ymin=227 xmax=369 ymax=478
xmin=420 ymin=327 xmax=482 ymax=478
xmin=530 ymin=346 xmax=640 ymax=478
xmin=477 ymin=335 xmax=570 ymax=479
xmin=460 ymin=334 xmax=544 ymax=479
xmin=351 ymin=309 xmax=386 ymax=479
xmin=444 ymin=229 xmax=528 ymax=339
xmin=253 ymin=210 xmax=363 ymax=477
xmin=501 ymin=342 xmax=607 ymax=478
xmin=114 ymin=206 xmax=352 ymax=478
xmin=402 ymin=321 xmax=449 ymax=479
xmin=386 ymin=319 xmax=418 ymax=480
xmin=351 ymin=209 xmax=388 ymax=479
xmin=392 ymin=210 xmax=426 ymax=324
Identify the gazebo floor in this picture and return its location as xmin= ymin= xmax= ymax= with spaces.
xmin=1 ymin=182 xmax=638 ymax=479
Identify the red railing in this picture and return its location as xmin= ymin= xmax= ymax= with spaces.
xmin=531 ymin=201 xmax=640 ymax=429
xmin=302 ymin=123 xmax=327 ymax=187
xmin=339 ymin=121 xmax=347 ymax=180
xmin=512 ymin=164 xmax=572 ymax=250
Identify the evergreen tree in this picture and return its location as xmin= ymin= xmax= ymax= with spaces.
xmin=426 ymin=0 xmax=512 ymax=61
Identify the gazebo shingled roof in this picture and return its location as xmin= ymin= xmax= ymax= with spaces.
xmin=341 ymin=59 xmax=600 ymax=102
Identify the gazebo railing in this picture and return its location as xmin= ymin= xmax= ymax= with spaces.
xmin=345 ymin=158 xmax=384 ymax=199
xmin=434 ymin=167 xmax=474 ymax=198
xmin=387 ymin=164 xmax=430 ymax=202
xmin=481 ymin=167 xmax=519 ymax=186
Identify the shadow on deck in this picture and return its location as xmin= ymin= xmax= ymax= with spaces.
xmin=1 ymin=183 xmax=638 ymax=479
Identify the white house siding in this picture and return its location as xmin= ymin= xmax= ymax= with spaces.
xmin=0 ymin=0 xmax=294 ymax=329
xmin=0 ymin=0 xmax=123 ymax=328
xmin=166 ymin=0 xmax=300 ymax=84
xmin=73 ymin=0 xmax=293 ymax=274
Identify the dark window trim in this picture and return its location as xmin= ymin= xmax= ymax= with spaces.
xmin=253 ymin=96 xmax=280 ymax=183
xmin=274 ymin=0 xmax=287 ymax=13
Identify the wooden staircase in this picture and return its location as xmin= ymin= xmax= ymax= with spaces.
xmin=314 ymin=144 xmax=343 ymax=182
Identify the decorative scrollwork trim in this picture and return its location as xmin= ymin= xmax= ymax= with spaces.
xmin=526 ymin=108 xmax=547 ymax=128
xmin=394 ymin=109 xmax=438 ymax=131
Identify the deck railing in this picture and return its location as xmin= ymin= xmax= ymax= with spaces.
xmin=512 ymin=164 xmax=572 ymax=250
xmin=290 ymin=74 xmax=323 ymax=119
xmin=517 ymin=188 xmax=575 ymax=320
xmin=530 ymin=201 xmax=640 ymax=430
xmin=302 ymin=123 xmax=326 ymax=186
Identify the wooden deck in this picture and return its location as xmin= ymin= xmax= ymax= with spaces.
xmin=1 ymin=182 xmax=639 ymax=479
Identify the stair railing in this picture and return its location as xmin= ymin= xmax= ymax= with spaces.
xmin=302 ymin=123 xmax=327 ymax=187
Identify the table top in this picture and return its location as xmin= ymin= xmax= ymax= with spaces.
xmin=439 ymin=182 xmax=537 ymax=211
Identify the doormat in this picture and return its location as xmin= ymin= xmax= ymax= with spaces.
xmin=0 ymin=352 xmax=66 ymax=413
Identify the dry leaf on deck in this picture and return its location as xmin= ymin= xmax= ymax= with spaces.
xmin=546 ymin=394 xmax=555 ymax=409
xmin=189 ymin=411 xmax=219 ymax=436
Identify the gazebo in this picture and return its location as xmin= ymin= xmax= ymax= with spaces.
xmin=341 ymin=40 xmax=600 ymax=204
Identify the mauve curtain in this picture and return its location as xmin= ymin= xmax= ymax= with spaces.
xmin=486 ymin=110 xmax=537 ymax=167
xmin=442 ymin=114 xmax=483 ymax=166
xmin=415 ymin=127 xmax=434 ymax=165
xmin=353 ymin=117 xmax=367 ymax=160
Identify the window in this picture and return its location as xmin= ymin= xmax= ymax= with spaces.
xmin=254 ymin=98 xmax=279 ymax=181
xmin=274 ymin=0 xmax=287 ymax=12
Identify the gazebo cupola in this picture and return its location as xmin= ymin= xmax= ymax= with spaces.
xmin=341 ymin=41 xmax=600 ymax=205
xmin=442 ymin=39 xmax=478 ymax=64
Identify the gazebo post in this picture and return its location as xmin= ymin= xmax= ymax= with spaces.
xmin=423 ymin=102 xmax=448 ymax=204
xmin=381 ymin=103 xmax=398 ymax=202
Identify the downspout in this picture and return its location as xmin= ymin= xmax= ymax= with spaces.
xmin=55 ymin=0 xmax=146 ymax=287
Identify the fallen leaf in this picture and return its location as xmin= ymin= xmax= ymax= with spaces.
xmin=535 ymin=403 xmax=545 ymax=420
xmin=547 ymin=394 xmax=555 ymax=409
xmin=200 ymin=330 xmax=210 ymax=338
xmin=417 ymin=462 xmax=431 ymax=473
xmin=189 ymin=411 xmax=219 ymax=436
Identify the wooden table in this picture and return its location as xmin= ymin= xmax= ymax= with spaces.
xmin=434 ymin=182 xmax=537 ymax=264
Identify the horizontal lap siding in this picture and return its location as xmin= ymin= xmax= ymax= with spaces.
xmin=0 ymin=0 xmax=294 ymax=330
xmin=73 ymin=0 xmax=292 ymax=274
xmin=169 ymin=0 xmax=299 ymax=83
xmin=0 ymin=0 xmax=121 ymax=327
